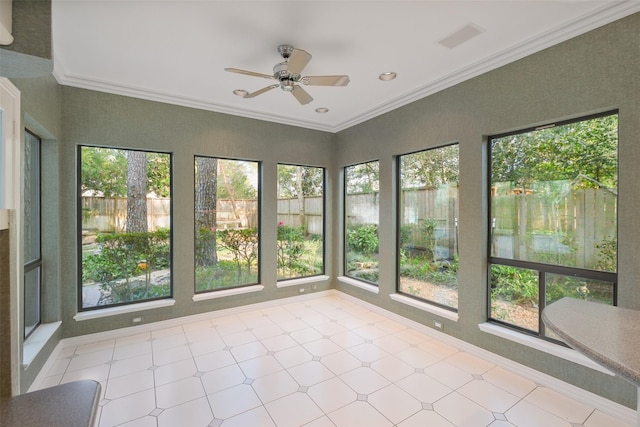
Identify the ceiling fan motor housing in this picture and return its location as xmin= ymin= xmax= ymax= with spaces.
xmin=273 ymin=61 xmax=301 ymax=91
xmin=225 ymin=44 xmax=348 ymax=104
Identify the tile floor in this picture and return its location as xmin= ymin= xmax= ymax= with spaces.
xmin=35 ymin=293 xmax=631 ymax=427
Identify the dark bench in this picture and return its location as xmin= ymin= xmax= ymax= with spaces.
xmin=0 ymin=380 xmax=101 ymax=426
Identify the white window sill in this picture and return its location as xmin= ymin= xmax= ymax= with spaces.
xmin=389 ymin=293 xmax=459 ymax=322
xmin=193 ymin=285 xmax=264 ymax=302
xmin=74 ymin=299 xmax=176 ymax=321
xmin=276 ymin=275 xmax=330 ymax=289
xmin=337 ymin=276 xmax=379 ymax=294
xmin=478 ymin=322 xmax=614 ymax=376
xmin=23 ymin=321 xmax=62 ymax=368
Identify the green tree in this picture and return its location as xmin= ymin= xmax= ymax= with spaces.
xmin=217 ymin=160 xmax=257 ymax=200
xmin=491 ymin=115 xmax=618 ymax=189
xmin=147 ymin=153 xmax=171 ymax=197
xmin=126 ymin=150 xmax=148 ymax=233
xmin=81 ymin=147 xmax=127 ymax=197
xmin=346 ymin=161 xmax=379 ymax=194
xmin=400 ymin=144 xmax=458 ymax=189
xmin=81 ymin=147 xmax=171 ymax=198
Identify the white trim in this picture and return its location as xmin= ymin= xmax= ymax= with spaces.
xmin=22 ymin=321 xmax=61 ymax=368
xmin=276 ymin=275 xmax=330 ymax=289
xmin=478 ymin=322 xmax=614 ymax=376
xmin=389 ymin=293 xmax=459 ymax=322
xmin=1 ymin=78 xmax=21 ymax=396
xmin=0 ymin=78 xmax=20 ymax=210
xmin=73 ymin=299 xmax=176 ymax=321
xmin=35 ymin=289 xmax=635 ymax=423
xmin=337 ymin=276 xmax=379 ymax=294
xmin=56 ymin=290 xmax=336 ymax=351
xmin=52 ymin=2 xmax=640 ymax=133
xmin=192 ymin=285 xmax=264 ymax=302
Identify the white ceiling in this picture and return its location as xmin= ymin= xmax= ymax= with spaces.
xmin=52 ymin=1 xmax=640 ymax=133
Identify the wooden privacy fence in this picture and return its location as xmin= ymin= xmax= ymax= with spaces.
xmin=277 ymin=196 xmax=323 ymax=236
xmin=400 ymin=186 xmax=458 ymax=260
xmin=82 ymin=197 xmax=171 ymax=233
xmin=82 ymin=197 xmax=258 ymax=233
xmin=82 ymin=183 xmax=614 ymax=267
xmin=491 ymin=182 xmax=617 ymax=269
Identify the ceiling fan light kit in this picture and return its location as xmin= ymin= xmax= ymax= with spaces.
xmin=225 ymin=44 xmax=350 ymax=106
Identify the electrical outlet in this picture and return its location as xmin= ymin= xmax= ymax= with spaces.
xmin=299 ymin=288 xmax=306 ymax=293
xmin=132 ymin=316 xmax=143 ymax=324
xmin=434 ymin=321 xmax=443 ymax=330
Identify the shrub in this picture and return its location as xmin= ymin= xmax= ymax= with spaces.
xmin=83 ymin=228 xmax=170 ymax=283
xmin=490 ymin=264 xmax=538 ymax=305
xmin=346 ymin=224 xmax=379 ymax=255
xmin=217 ymin=228 xmax=258 ymax=274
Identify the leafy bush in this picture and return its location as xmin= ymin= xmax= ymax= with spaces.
xmin=596 ymin=238 xmax=616 ymax=272
xmin=490 ymin=264 xmax=538 ymax=305
xmin=346 ymin=224 xmax=379 ymax=255
xmin=195 ymin=260 xmax=257 ymax=292
xmin=217 ymin=228 xmax=258 ymax=274
xmin=277 ymin=224 xmax=313 ymax=278
xmin=82 ymin=228 xmax=171 ymax=303
xmin=83 ymin=229 xmax=170 ymax=283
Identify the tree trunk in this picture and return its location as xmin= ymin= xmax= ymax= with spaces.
xmin=296 ymin=166 xmax=305 ymax=234
xmin=126 ymin=151 xmax=148 ymax=233
xmin=196 ymin=157 xmax=218 ymax=266
xmin=219 ymin=162 xmax=240 ymax=220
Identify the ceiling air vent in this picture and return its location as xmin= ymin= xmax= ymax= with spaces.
xmin=438 ymin=24 xmax=484 ymax=49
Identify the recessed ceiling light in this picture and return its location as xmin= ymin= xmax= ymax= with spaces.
xmin=315 ymin=107 xmax=329 ymax=113
xmin=379 ymin=72 xmax=397 ymax=81
xmin=233 ymin=89 xmax=248 ymax=97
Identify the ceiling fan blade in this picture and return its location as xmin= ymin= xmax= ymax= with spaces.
xmin=286 ymin=49 xmax=312 ymax=75
xmin=291 ymin=85 xmax=313 ymax=105
xmin=302 ymin=75 xmax=350 ymax=86
xmin=243 ymin=84 xmax=279 ymax=98
xmin=225 ymin=68 xmax=275 ymax=80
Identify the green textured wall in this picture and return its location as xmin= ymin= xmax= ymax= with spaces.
xmin=335 ymin=14 xmax=640 ymax=407
xmin=8 ymin=11 xmax=640 ymax=407
xmin=59 ymin=89 xmax=336 ymax=338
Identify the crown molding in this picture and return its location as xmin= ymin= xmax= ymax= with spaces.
xmin=54 ymin=1 xmax=640 ymax=134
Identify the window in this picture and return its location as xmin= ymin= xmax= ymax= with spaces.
xmin=195 ymin=157 xmax=260 ymax=292
xmin=489 ymin=112 xmax=618 ymax=339
xmin=344 ymin=161 xmax=379 ymax=285
xmin=79 ymin=147 xmax=172 ymax=310
xmin=277 ymin=164 xmax=324 ymax=280
xmin=24 ymin=130 xmax=41 ymax=337
xmin=398 ymin=144 xmax=459 ymax=310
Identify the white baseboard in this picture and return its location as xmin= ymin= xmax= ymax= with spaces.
xmin=336 ymin=290 xmax=637 ymax=425
xmin=31 ymin=289 xmax=636 ymax=424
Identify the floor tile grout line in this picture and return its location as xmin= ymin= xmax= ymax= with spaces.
xmin=42 ymin=295 xmax=631 ymax=427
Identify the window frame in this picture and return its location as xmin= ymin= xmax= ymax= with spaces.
xmin=396 ymin=143 xmax=459 ymax=312
xmin=24 ymin=129 xmax=42 ymax=339
xmin=276 ymin=163 xmax=326 ymax=282
xmin=343 ymin=160 xmax=380 ymax=286
xmin=193 ymin=155 xmax=262 ymax=294
xmin=487 ymin=110 xmax=619 ymax=341
xmin=77 ymin=145 xmax=174 ymax=312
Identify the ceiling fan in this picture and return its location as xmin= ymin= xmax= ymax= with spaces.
xmin=225 ymin=44 xmax=350 ymax=105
